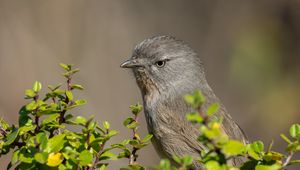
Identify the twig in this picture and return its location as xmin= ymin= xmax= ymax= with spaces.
xmin=129 ymin=114 xmax=139 ymax=165
xmin=90 ymin=129 xmax=109 ymax=170
xmin=283 ymin=152 xmax=294 ymax=168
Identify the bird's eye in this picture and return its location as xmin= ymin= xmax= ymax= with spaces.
xmin=155 ymin=60 xmax=166 ymax=68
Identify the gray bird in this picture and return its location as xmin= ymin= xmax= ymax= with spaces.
xmin=121 ymin=35 xmax=248 ymax=169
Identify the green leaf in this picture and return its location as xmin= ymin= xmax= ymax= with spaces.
xmin=48 ymin=84 xmax=62 ymax=91
xmin=247 ymin=145 xmax=261 ymax=160
xmin=75 ymin=99 xmax=87 ymax=106
xmin=100 ymin=151 xmax=117 ymax=160
xmin=118 ymin=149 xmax=131 ymax=158
xmin=289 ymin=124 xmax=300 ymax=138
xmin=182 ymin=155 xmax=193 ymax=166
xmin=36 ymin=132 xmax=48 ymax=150
xmin=66 ymin=91 xmax=73 ymax=101
xmin=141 ymin=134 xmax=153 ymax=143
xmin=184 ymin=90 xmax=205 ymax=109
xmin=159 ymin=159 xmax=171 ymax=170
xmin=251 ymin=141 xmax=264 ymax=153
xmin=25 ymin=89 xmax=36 ymax=98
xmin=186 ymin=112 xmax=203 ymax=123
xmin=59 ymin=63 xmax=72 ymax=71
xmin=34 ymin=152 xmax=48 ymax=164
xmin=222 ymin=140 xmax=245 ymax=156
xmin=280 ymin=134 xmax=292 ymax=144
xmin=45 ymin=134 xmax=66 ymax=153
xmin=18 ymin=147 xmax=37 ymax=164
xmin=129 ymin=140 xmax=140 ymax=147
xmin=79 ymin=150 xmax=93 ymax=166
xmin=25 ymin=101 xmax=38 ymax=111
xmin=107 ymin=130 xmax=118 ymax=137
xmin=288 ymin=159 xmax=300 ymax=166
xmin=130 ymin=104 xmax=143 ymax=115
xmin=75 ymin=116 xmax=87 ymax=125
xmin=71 ymin=84 xmax=84 ymax=90
xmin=11 ymin=150 xmax=20 ymax=165
xmin=255 ymin=164 xmax=281 ymax=170
xmin=263 ymin=151 xmax=283 ymax=161
xmin=4 ymin=128 xmax=19 ymax=145
xmin=42 ymin=113 xmax=60 ymax=125
xmin=103 ymin=121 xmax=110 ymax=129
xmin=126 ymin=121 xmax=139 ymax=129
xmin=205 ymin=160 xmax=221 ymax=170
xmin=33 ymin=81 xmax=42 ymax=93
xmin=99 ymin=164 xmax=107 ymax=170
xmin=123 ymin=117 xmax=135 ymax=126
xmin=206 ymin=103 xmax=220 ymax=116
xmin=0 ymin=117 xmax=10 ymax=130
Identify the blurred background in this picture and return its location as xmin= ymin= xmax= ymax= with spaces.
xmin=0 ymin=0 xmax=299 ymax=169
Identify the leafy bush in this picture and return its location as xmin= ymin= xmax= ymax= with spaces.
xmin=0 ymin=64 xmax=299 ymax=170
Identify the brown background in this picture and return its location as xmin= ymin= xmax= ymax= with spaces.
xmin=0 ymin=0 xmax=300 ymax=169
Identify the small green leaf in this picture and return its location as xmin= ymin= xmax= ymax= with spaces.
xmin=289 ymin=124 xmax=300 ymax=138
xmin=42 ymin=114 xmax=60 ymax=125
xmin=107 ymin=130 xmax=118 ymax=137
xmin=75 ymin=116 xmax=87 ymax=125
xmin=142 ymin=134 xmax=153 ymax=143
xmin=59 ymin=63 xmax=72 ymax=71
xmin=130 ymin=104 xmax=143 ymax=115
xmin=45 ymin=134 xmax=66 ymax=153
xmin=0 ymin=117 xmax=10 ymax=130
xmin=79 ymin=150 xmax=93 ymax=166
xmin=33 ymin=81 xmax=42 ymax=92
xmin=103 ymin=121 xmax=110 ymax=129
xmin=184 ymin=90 xmax=205 ymax=109
xmin=129 ymin=140 xmax=140 ymax=147
xmin=11 ymin=150 xmax=20 ymax=165
xmin=71 ymin=84 xmax=84 ymax=90
xmin=99 ymin=164 xmax=107 ymax=170
xmin=66 ymin=91 xmax=73 ymax=101
xmin=255 ymin=164 xmax=281 ymax=170
xmin=206 ymin=103 xmax=220 ymax=116
xmin=159 ymin=159 xmax=171 ymax=170
xmin=280 ymin=134 xmax=292 ymax=144
xmin=36 ymin=132 xmax=48 ymax=150
xmin=100 ymin=151 xmax=117 ymax=160
xmin=288 ymin=159 xmax=300 ymax=166
xmin=186 ymin=112 xmax=203 ymax=123
xmin=34 ymin=152 xmax=48 ymax=164
xmin=205 ymin=160 xmax=221 ymax=170
xmin=75 ymin=99 xmax=87 ymax=106
xmin=263 ymin=151 xmax=283 ymax=161
xmin=4 ymin=128 xmax=19 ymax=145
xmin=26 ymin=101 xmax=38 ymax=111
xmin=182 ymin=155 xmax=193 ymax=166
xmin=25 ymin=89 xmax=36 ymax=98
xmin=123 ymin=117 xmax=135 ymax=126
xmin=127 ymin=121 xmax=139 ymax=129
xmin=251 ymin=141 xmax=264 ymax=153
xmin=48 ymin=84 xmax=62 ymax=91
xmin=222 ymin=140 xmax=245 ymax=156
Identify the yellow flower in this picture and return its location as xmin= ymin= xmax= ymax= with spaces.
xmin=212 ymin=122 xmax=220 ymax=130
xmin=47 ymin=152 xmax=64 ymax=167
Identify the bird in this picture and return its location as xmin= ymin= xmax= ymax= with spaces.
xmin=120 ymin=35 xmax=248 ymax=169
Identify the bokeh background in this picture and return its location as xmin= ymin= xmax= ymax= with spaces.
xmin=0 ymin=0 xmax=300 ymax=169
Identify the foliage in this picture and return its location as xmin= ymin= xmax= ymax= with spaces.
xmin=0 ymin=64 xmax=152 ymax=170
xmin=0 ymin=64 xmax=299 ymax=170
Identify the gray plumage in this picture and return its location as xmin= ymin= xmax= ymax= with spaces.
xmin=121 ymin=35 xmax=248 ymax=169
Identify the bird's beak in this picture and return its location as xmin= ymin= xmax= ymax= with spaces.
xmin=120 ymin=59 xmax=142 ymax=68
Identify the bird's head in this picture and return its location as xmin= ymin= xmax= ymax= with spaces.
xmin=121 ymin=35 xmax=205 ymax=97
